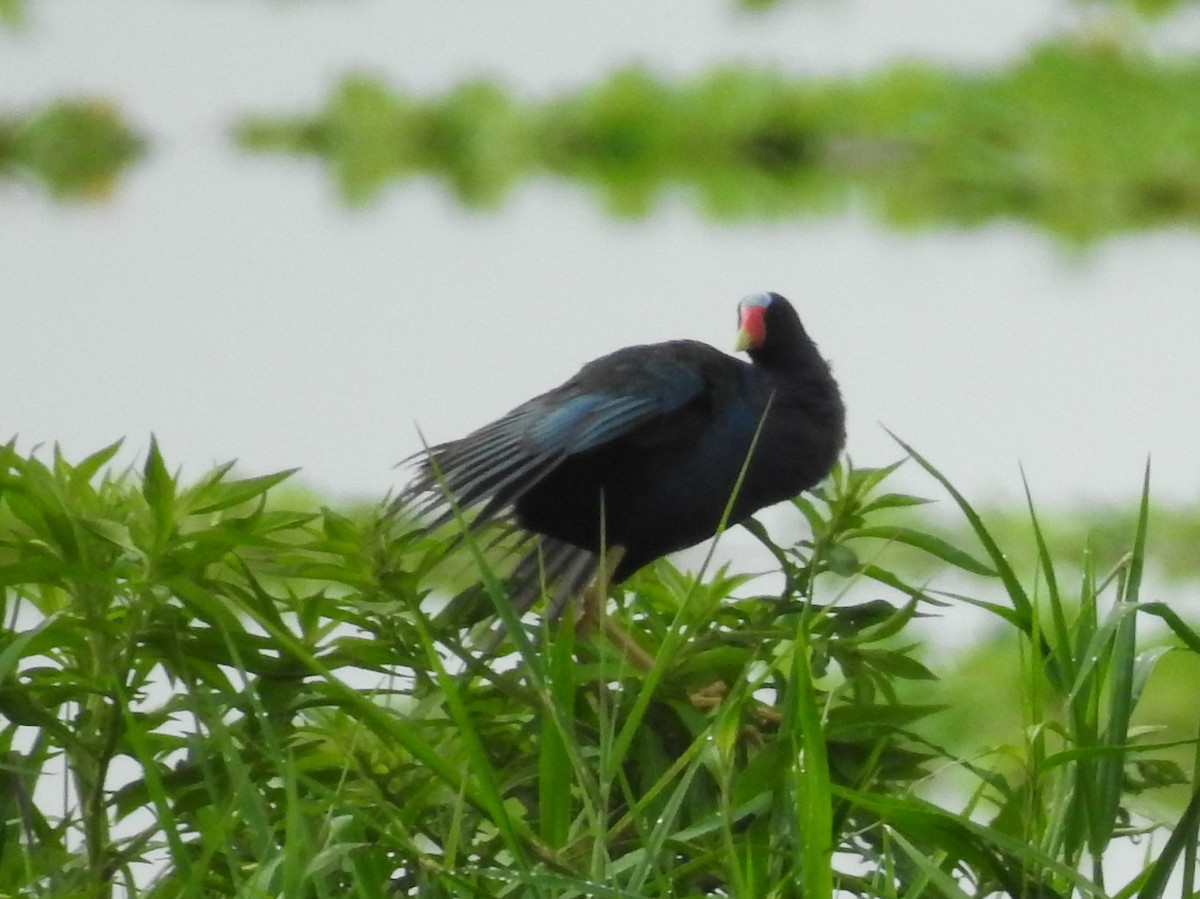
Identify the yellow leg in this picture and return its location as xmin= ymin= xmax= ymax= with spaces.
xmin=576 ymin=545 xmax=624 ymax=638
xmin=574 ymin=549 xmax=772 ymax=718
xmin=576 ymin=546 xmax=656 ymax=671
xmin=601 ymin=616 xmax=656 ymax=672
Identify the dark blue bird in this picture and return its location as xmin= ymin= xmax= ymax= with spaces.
xmin=402 ymin=291 xmax=845 ymax=654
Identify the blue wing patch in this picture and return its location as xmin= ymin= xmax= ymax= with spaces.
xmin=528 ymin=394 xmax=657 ymax=453
xmin=526 ymin=357 xmax=706 ymax=454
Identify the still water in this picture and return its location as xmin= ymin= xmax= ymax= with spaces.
xmin=3 ymin=0 xmax=1199 ymax=507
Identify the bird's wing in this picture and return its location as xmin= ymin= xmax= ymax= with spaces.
xmin=400 ymin=345 xmax=709 ymax=528
xmin=393 ymin=343 xmax=719 ymax=654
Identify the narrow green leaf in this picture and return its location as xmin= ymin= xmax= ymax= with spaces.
xmin=859 ymin=492 xmax=934 ymax=514
xmin=1139 ymin=602 xmax=1200 ymax=655
xmin=860 ymin=565 xmax=949 ymax=608
xmin=1123 ymin=459 xmax=1151 ymax=608
xmin=851 ymin=647 xmax=938 ymax=681
xmin=1022 ymin=468 xmax=1072 ymax=690
xmin=78 ymin=517 xmax=137 ymax=554
xmin=788 ymin=495 xmax=827 ymax=537
xmin=142 ymin=434 xmax=177 ymax=550
xmin=142 ymin=435 xmax=174 ymax=510
xmin=888 ymin=828 xmax=973 ymax=899
xmin=841 ymin=596 xmax=924 ymax=643
xmin=0 ymin=614 xmax=58 ymax=682
xmin=888 ymin=431 xmax=1033 ymax=627
xmin=791 ymin=630 xmax=833 ymax=899
xmin=539 ymin=623 xmax=575 ymax=849
xmin=624 ymin=745 xmax=704 ymax=895
xmin=1138 ymin=779 xmax=1200 ymax=899
xmin=409 ymin=610 xmax=536 ymax=880
xmin=849 ymin=525 xmax=996 ymax=576
xmin=846 ymin=458 xmax=906 ymax=497
xmin=190 ymin=469 xmax=298 ymax=514
xmin=112 ymin=678 xmax=193 ymax=882
xmin=1095 ymin=461 xmax=1152 ymax=852
xmin=69 ymin=438 xmax=124 ymax=487
xmin=1043 ymin=736 xmax=1200 ymax=770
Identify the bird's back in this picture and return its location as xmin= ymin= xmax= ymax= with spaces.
xmin=513 ymin=338 xmax=839 ymax=579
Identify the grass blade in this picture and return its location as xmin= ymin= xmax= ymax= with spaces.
xmin=791 ymin=629 xmax=833 ymax=899
xmin=888 ymin=431 xmax=1032 ymax=627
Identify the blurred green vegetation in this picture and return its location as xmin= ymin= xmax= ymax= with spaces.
xmin=740 ymin=0 xmax=1195 ymax=13
xmin=238 ymin=40 xmax=1200 ymax=241
xmin=0 ymin=99 xmax=144 ymax=199
xmin=880 ymin=497 xmax=1200 ymax=586
xmin=0 ymin=0 xmax=24 ymax=27
xmin=1082 ymin=0 xmax=1194 ymax=13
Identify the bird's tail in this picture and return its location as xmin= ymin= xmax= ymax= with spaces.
xmin=471 ymin=536 xmax=598 ymax=656
xmin=389 ymin=445 xmax=599 ymax=656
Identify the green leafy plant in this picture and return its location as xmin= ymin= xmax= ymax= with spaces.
xmin=1 ymin=439 xmax=1196 ymax=897
xmin=0 ymin=99 xmax=143 ymax=199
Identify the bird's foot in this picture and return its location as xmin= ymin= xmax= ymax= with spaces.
xmin=574 ymin=546 xmax=657 ymax=670
xmin=688 ymin=680 xmax=729 ymax=710
xmin=688 ymin=680 xmax=783 ymax=727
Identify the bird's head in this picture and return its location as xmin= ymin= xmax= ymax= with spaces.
xmin=735 ymin=292 xmax=772 ymax=353
xmin=736 ymin=288 xmax=799 ymax=344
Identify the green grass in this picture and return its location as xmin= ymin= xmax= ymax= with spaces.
xmin=1 ymin=437 xmax=1198 ymax=897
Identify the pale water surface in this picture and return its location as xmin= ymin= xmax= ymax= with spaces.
xmin=3 ymin=0 xmax=1199 ymax=508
